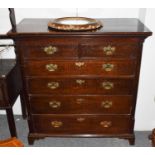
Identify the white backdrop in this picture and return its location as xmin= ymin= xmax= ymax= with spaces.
xmin=0 ymin=8 xmax=155 ymax=131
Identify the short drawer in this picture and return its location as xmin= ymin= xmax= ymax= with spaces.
xmin=17 ymin=38 xmax=78 ymax=59
xmin=23 ymin=44 xmax=78 ymax=59
xmin=80 ymin=38 xmax=140 ymax=58
xmin=25 ymin=60 xmax=136 ymax=77
xmin=27 ymin=78 xmax=134 ymax=95
xmin=32 ymin=114 xmax=133 ymax=134
xmin=29 ymin=95 xmax=133 ymax=114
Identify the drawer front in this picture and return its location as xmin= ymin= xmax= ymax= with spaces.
xmin=32 ymin=114 xmax=133 ymax=134
xmin=18 ymin=38 xmax=78 ymax=59
xmin=27 ymin=78 xmax=134 ymax=95
xmin=25 ymin=60 xmax=136 ymax=77
xmin=23 ymin=45 xmax=78 ymax=59
xmin=29 ymin=95 xmax=133 ymax=114
xmin=80 ymin=37 xmax=140 ymax=58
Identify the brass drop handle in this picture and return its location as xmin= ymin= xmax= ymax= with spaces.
xmin=103 ymin=45 xmax=116 ymax=56
xmin=76 ymin=79 xmax=85 ymax=85
xmin=51 ymin=121 xmax=63 ymax=128
xmin=102 ymin=63 xmax=114 ymax=72
xmin=47 ymin=82 xmax=59 ymax=89
xmin=102 ymin=82 xmax=114 ymax=90
xmin=75 ymin=62 xmax=85 ymax=67
xmin=44 ymin=45 xmax=58 ymax=55
xmin=100 ymin=121 xmax=112 ymax=128
xmin=46 ymin=64 xmax=58 ymax=72
xmin=77 ymin=117 xmax=85 ymax=122
xmin=49 ymin=101 xmax=61 ymax=109
xmin=101 ymin=101 xmax=113 ymax=109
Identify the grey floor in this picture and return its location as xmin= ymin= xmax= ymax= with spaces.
xmin=0 ymin=115 xmax=152 ymax=147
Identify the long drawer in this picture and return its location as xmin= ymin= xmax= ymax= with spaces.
xmin=27 ymin=78 xmax=134 ymax=95
xmin=32 ymin=114 xmax=133 ymax=134
xmin=29 ymin=95 xmax=133 ymax=114
xmin=24 ymin=60 xmax=136 ymax=77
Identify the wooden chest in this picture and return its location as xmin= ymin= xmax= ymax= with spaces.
xmin=7 ymin=18 xmax=152 ymax=145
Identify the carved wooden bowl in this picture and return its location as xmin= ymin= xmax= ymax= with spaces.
xmin=48 ymin=17 xmax=102 ymax=31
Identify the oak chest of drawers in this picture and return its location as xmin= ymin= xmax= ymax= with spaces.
xmin=7 ymin=18 xmax=152 ymax=145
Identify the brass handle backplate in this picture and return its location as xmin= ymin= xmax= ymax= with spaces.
xmin=47 ymin=82 xmax=59 ymax=89
xmin=44 ymin=45 xmax=58 ymax=55
xmin=101 ymin=101 xmax=113 ymax=109
xmin=76 ymin=79 xmax=85 ymax=85
xmin=102 ymin=63 xmax=114 ymax=72
xmin=75 ymin=62 xmax=85 ymax=67
xmin=103 ymin=45 xmax=116 ymax=56
xmin=46 ymin=64 xmax=58 ymax=72
xmin=51 ymin=121 xmax=63 ymax=128
xmin=102 ymin=82 xmax=114 ymax=90
xmin=49 ymin=101 xmax=61 ymax=109
xmin=100 ymin=121 xmax=112 ymax=128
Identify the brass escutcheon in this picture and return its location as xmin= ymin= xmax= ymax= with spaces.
xmin=101 ymin=101 xmax=113 ymax=109
xmin=75 ymin=62 xmax=85 ymax=67
xmin=76 ymin=98 xmax=84 ymax=104
xmin=76 ymin=79 xmax=85 ymax=85
xmin=77 ymin=117 xmax=85 ymax=122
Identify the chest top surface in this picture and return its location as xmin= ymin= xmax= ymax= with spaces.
xmin=7 ymin=18 xmax=152 ymax=37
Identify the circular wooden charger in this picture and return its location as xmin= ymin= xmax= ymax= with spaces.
xmin=48 ymin=17 xmax=102 ymax=31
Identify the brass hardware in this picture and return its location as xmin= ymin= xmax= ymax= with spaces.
xmin=102 ymin=63 xmax=114 ymax=72
xmin=51 ymin=121 xmax=63 ymax=128
xmin=103 ymin=45 xmax=116 ymax=56
xmin=49 ymin=101 xmax=61 ymax=109
xmin=77 ymin=117 xmax=85 ymax=122
xmin=75 ymin=62 xmax=85 ymax=67
xmin=44 ymin=46 xmax=58 ymax=55
xmin=45 ymin=64 xmax=58 ymax=72
xmin=102 ymin=82 xmax=114 ymax=90
xmin=47 ymin=82 xmax=59 ymax=89
xmin=76 ymin=79 xmax=85 ymax=85
xmin=100 ymin=121 xmax=112 ymax=128
xmin=101 ymin=101 xmax=113 ymax=109
xmin=76 ymin=98 xmax=84 ymax=104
